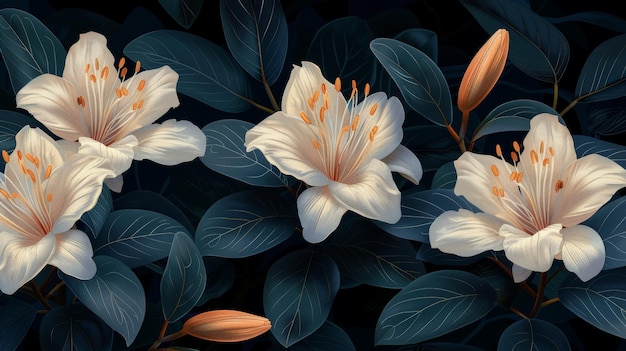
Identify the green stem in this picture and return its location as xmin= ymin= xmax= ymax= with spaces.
xmin=263 ymin=78 xmax=280 ymax=111
xmin=241 ymin=96 xmax=275 ymax=114
xmin=559 ymin=98 xmax=579 ymax=117
xmin=552 ymin=83 xmax=559 ymax=110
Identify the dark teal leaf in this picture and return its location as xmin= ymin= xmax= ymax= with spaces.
xmin=79 ymin=185 xmax=113 ymax=238
xmin=575 ymin=33 xmax=626 ymax=102
xmin=431 ymin=161 xmax=456 ymax=189
xmin=308 ymin=16 xmax=376 ymax=94
xmin=289 ymin=321 xmax=355 ymax=351
xmin=559 ymin=268 xmax=626 ymax=339
xmin=498 ymin=318 xmax=570 ymax=351
xmin=200 ymin=119 xmax=289 ymax=187
xmin=459 ymin=0 xmax=569 ymax=84
xmin=264 ymin=249 xmax=340 ymax=347
xmin=161 ymin=232 xmax=206 ymax=323
xmin=93 ymin=209 xmax=190 ymax=268
xmin=375 ymin=270 xmax=497 ymax=345
xmin=375 ymin=189 xmax=479 ymax=242
xmin=403 ymin=125 xmax=461 ymax=172
xmin=39 ymin=304 xmax=113 ymax=351
xmin=60 ymin=256 xmax=146 ymax=347
xmin=221 ymin=0 xmax=288 ymax=85
xmin=546 ymin=11 xmax=626 ymax=34
xmin=370 ymin=38 xmax=453 ymax=126
xmin=123 ymin=29 xmax=252 ymax=113
xmin=0 ymin=295 xmax=36 ymax=351
xmin=112 ymin=303 xmax=182 ymax=350
xmin=584 ymin=98 xmax=626 ymax=136
xmin=574 ymin=135 xmax=626 ymax=169
xmin=471 ymin=99 xmax=560 ymax=142
xmin=324 ymin=217 xmax=425 ymax=289
xmin=158 ymin=0 xmax=204 ymax=29
xmin=421 ymin=342 xmax=485 ymax=351
xmin=0 ymin=8 xmax=66 ymax=94
xmin=196 ymin=257 xmax=236 ymax=305
xmin=584 ymin=196 xmax=626 ymax=270
xmin=114 ymin=190 xmax=194 ymax=234
xmin=195 ymin=189 xmax=297 ymax=258
xmin=393 ymin=28 xmax=438 ymax=63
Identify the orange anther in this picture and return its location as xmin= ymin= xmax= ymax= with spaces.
xmin=510 ymin=151 xmax=519 ymax=163
xmin=319 ymin=107 xmax=325 ymax=123
xmin=369 ymin=103 xmax=378 ymax=115
xmin=138 ymin=79 xmax=146 ymax=91
xmin=334 ymin=77 xmax=341 ymax=92
xmin=543 ymin=158 xmax=550 ymax=166
xmin=516 ymin=172 xmax=523 ymax=183
xmin=513 ymin=141 xmax=521 ymax=153
xmin=312 ymin=140 xmax=320 ymax=149
xmin=492 ymin=186 xmax=498 ymax=196
xmin=300 ymin=112 xmax=312 ymax=124
xmin=530 ymin=150 xmax=539 ymax=163
xmin=495 ymin=144 xmax=502 ymax=157
xmin=1 ymin=150 xmax=8 ymax=163
xmin=101 ymin=66 xmax=109 ymax=79
xmin=118 ymin=57 xmax=126 ymax=69
xmin=509 ymin=171 xmax=517 ymax=181
xmin=45 ymin=165 xmax=52 ymax=179
xmin=490 ymin=164 xmax=499 ymax=177
xmin=95 ymin=58 xmax=100 ymax=71
xmin=369 ymin=125 xmax=379 ymax=141
xmin=364 ymin=83 xmax=370 ymax=97
xmin=47 ymin=193 xmax=53 ymax=202
xmin=352 ymin=115 xmax=360 ymax=131
xmin=135 ymin=61 xmax=141 ymax=73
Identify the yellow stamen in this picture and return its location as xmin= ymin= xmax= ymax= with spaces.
xmin=308 ymin=98 xmax=314 ymax=110
xmin=89 ymin=74 xmax=97 ymax=83
xmin=312 ymin=90 xmax=319 ymax=103
xmin=137 ymin=100 xmax=144 ymax=109
xmin=85 ymin=63 xmax=90 ymax=73
xmin=121 ymin=87 xmax=129 ymax=96
xmin=77 ymin=96 xmax=86 ymax=107
xmin=555 ymin=179 xmax=564 ymax=192
xmin=549 ymin=147 xmax=554 ymax=156
xmin=300 ymin=112 xmax=312 ymax=124
xmin=17 ymin=150 xmax=22 ymax=160
xmin=509 ymin=171 xmax=517 ymax=181
xmin=47 ymin=193 xmax=52 ymax=202
xmin=490 ymin=164 xmax=499 ymax=177
xmin=513 ymin=141 xmax=521 ymax=153
xmin=95 ymin=58 xmax=100 ymax=70
xmin=319 ymin=107 xmax=325 ymax=123
xmin=27 ymin=169 xmax=36 ymax=182
xmin=321 ymin=83 xmax=326 ymax=94
xmin=2 ymin=150 xmax=9 ymax=163
xmin=312 ymin=140 xmax=320 ymax=149
xmin=26 ymin=153 xmax=36 ymax=164
xmin=115 ymin=89 xmax=123 ymax=98
xmin=121 ymin=67 xmax=128 ymax=78
xmin=499 ymin=188 xmax=505 ymax=197
xmin=510 ymin=151 xmax=519 ymax=163
xmin=101 ymin=66 xmax=109 ymax=79
xmin=492 ymin=186 xmax=498 ymax=196
xmin=540 ymin=141 xmax=544 ymax=154
xmin=516 ymin=172 xmax=523 ymax=183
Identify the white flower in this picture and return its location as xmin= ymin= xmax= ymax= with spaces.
xmin=245 ymin=62 xmax=422 ymax=243
xmin=0 ymin=127 xmax=114 ymax=294
xmin=429 ymin=113 xmax=626 ymax=282
xmin=15 ymin=31 xmax=206 ymax=192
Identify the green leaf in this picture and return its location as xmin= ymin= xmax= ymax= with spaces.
xmin=79 ymin=185 xmax=113 ymax=238
xmin=0 ymin=295 xmax=36 ymax=351
xmin=123 ymin=30 xmax=252 ymax=113
xmin=497 ymin=318 xmax=570 ymax=351
xmin=221 ymin=0 xmax=288 ymax=85
xmin=431 ymin=161 xmax=456 ymax=189
xmin=308 ymin=16 xmax=376 ymax=94
xmin=584 ymin=196 xmax=626 ymax=270
xmin=0 ymin=8 xmax=66 ymax=94
xmin=39 ymin=304 xmax=113 ymax=351
xmin=370 ymin=38 xmax=453 ymax=126
xmin=200 ymin=119 xmax=290 ymax=187
xmin=574 ymin=135 xmax=626 ymax=169
xmin=158 ymin=0 xmax=204 ymax=29
xmin=575 ymin=33 xmax=626 ymax=102
xmin=459 ymin=0 xmax=569 ymax=84
xmin=264 ymin=249 xmax=340 ymax=347
xmin=559 ymin=268 xmax=626 ymax=339
xmin=584 ymin=98 xmax=626 ymax=136
xmin=375 ymin=270 xmax=497 ymax=345
xmin=93 ymin=209 xmax=190 ymax=268
xmin=289 ymin=321 xmax=356 ymax=351
xmin=324 ymin=217 xmax=425 ymax=289
xmin=60 ymin=256 xmax=146 ymax=347
xmin=161 ymin=232 xmax=206 ymax=323
xmin=375 ymin=189 xmax=479 ymax=242
xmin=195 ymin=189 xmax=297 ymax=258
xmin=196 ymin=257 xmax=235 ymax=305
xmin=114 ymin=190 xmax=195 ymax=234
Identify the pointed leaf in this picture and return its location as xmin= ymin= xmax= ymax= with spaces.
xmin=93 ymin=209 xmax=190 ymax=268
xmin=370 ymin=38 xmax=453 ymax=126
xmin=575 ymin=33 xmax=626 ymax=102
xmin=497 ymin=318 xmax=570 ymax=351
xmin=60 ymin=255 xmax=146 ymax=346
xmin=559 ymin=268 xmax=626 ymax=339
xmin=375 ymin=270 xmax=497 ymax=345
xmin=221 ymin=0 xmax=288 ymax=85
xmin=200 ymin=118 xmax=290 ymax=187
xmin=196 ymin=257 xmax=236 ymax=305
xmin=574 ymin=135 xmax=626 ymax=169
xmin=375 ymin=189 xmax=479 ymax=242
xmin=546 ymin=11 xmax=626 ymax=34
xmin=0 ymin=8 xmax=66 ymax=94
xmin=264 ymin=249 xmax=340 ymax=347
xmin=39 ymin=304 xmax=114 ymax=351
xmin=584 ymin=97 xmax=626 ymax=136
xmin=291 ymin=320 xmax=356 ymax=351
xmin=79 ymin=185 xmax=113 ymax=238
xmin=114 ymin=190 xmax=195 ymax=233
xmin=431 ymin=161 xmax=456 ymax=189
xmin=584 ymin=196 xmax=626 ymax=270
xmin=0 ymin=295 xmax=36 ymax=351
xmin=124 ymin=29 xmax=252 ymax=113
xmin=459 ymin=0 xmax=569 ymax=83
xmin=195 ymin=189 xmax=297 ymax=258
xmin=161 ymin=232 xmax=206 ymax=323
xmin=158 ymin=0 xmax=204 ymax=29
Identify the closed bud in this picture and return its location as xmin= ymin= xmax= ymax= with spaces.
xmin=183 ymin=310 xmax=271 ymax=342
xmin=457 ymin=29 xmax=509 ymax=114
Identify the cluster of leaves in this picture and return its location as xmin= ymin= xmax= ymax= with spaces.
xmin=2 ymin=0 xmax=626 ymax=350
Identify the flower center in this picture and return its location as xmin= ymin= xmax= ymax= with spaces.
xmin=0 ymin=149 xmax=54 ymax=237
xmin=77 ymin=57 xmax=148 ymax=145
xmin=298 ymin=78 xmax=379 ymax=182
xmin=488 ymin=140 xmax=564 ymax=233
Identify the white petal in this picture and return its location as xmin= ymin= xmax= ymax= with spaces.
xmin=105 ymin=175 xmax=124 ymax=193
xmin=48 ymin=229 xmax=97 ymax=280
xmin=429 ymin=209 xmax=506 ymax=257
xmin=78 ymin=135 xmax=137 ymax=176
xmin=354 ymin=93 xmax=405 ymax=160
xmin=0 ymin=231 xmax=56 ymax=295
xmin=63 ymin=32 xmax=116 ymax=95
xmin=15 ymin=74 xmax=90 ymax=141
xmin=245 ymin=111 xmax=329 ymax=186
xmin=133 ymin=119 xmax=206 ymax=165
xmin=501 ymin=223 xmax=563 ymax=273
xmin=511 ymin=264 xmax=533 ymax=283
xmin=560 ymin=225 xmax=605 ymax=282
xmin=56 ymin=139 xmax=80 ymax=156
xmin=329 ymin=159 xmax=400 ymax=224
xmin=382 ymin=145 xmax=423 ymax=185
xmin=297 ymin=186 xmax=348 ymax=243
xmin=554 ymin=154 xmax=626 ymax=227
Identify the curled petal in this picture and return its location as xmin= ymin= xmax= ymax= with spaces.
xmin=560 ymin=225 xmax=605 ymax=282
xmin=48 ymin=229 xmax=97 ymax=280
xmin=382 ymin=145 xmax=423 ymax=185
xmin=429 ymin=209 xmax=505 ymax=257
xmin=0 ymin=232 xmax=56 ymax=295
xmin=183 ymin=310 xmax=271 ymax=343
xmin=77 ymin=135 xmax=137 ymax=176
xmin=501 ymin=223 xmax=563 ymax=273
xmin=133 ymin=119 xmax=206 ymax=165
xmin=511 ymin=264 xmax=533 ymax=283
xmin=297 ymin=186 xmax=348 ymax=243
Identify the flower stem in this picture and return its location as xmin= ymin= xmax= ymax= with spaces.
xmin=541 ymin=297 xmax=560 ymax=308
xmin=29 ymin=281 xmax=52 ymax=310
xmin=445 ymin=123 xmax=466 ymax=153
xmin=529 ymin=272 xmax=547 ymax=318
xmin=262 ymin=76 xmax=280 ymax=111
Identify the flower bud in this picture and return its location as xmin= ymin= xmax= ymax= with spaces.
xmin=457 ymin=29 xmax=509 ymax=114
xmin=183 ymin=310 xmax=271 ymax=342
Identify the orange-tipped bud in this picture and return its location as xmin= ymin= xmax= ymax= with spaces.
xmin=457 ymin=29 xmax=509 ymax=114
xmin=183 ymin=310 xmax=271 ymax=343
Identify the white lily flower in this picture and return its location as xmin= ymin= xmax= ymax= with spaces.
xmin=15 ymin=31 xmax=206 ymax=192
xmin=429 ymin=113 xmax=626 ymax=282
xmin=245 ymin=62 xmax=422 ymax=243
xmin=0 ymin=127 xmax=114 ymax=294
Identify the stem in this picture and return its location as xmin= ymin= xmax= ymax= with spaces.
xmin=529 ymin=272 xmax=547 ymax=318
xmin=241 ymin=96 xmax=275 ymax=114
xmin=552 ymin=83 xmax=559 ymax=110
xmin=459 ymin=110 xmax=470 ymax=144
xmin=263 ymin=78 xmax=280 ymax=111
xmin=445 ymin=123 xmax=465 ymax=153
xmin=559 ymin=98 xmax=579 ymax=117
xmin=487 ymin=257 xmax=536 ymax=298
xmin=148 ymin=320 xmax=173 ymax=351
xmin=29 ymin=281 xmax=52 ymax=310
xmin=541 ymin=297 xmax=560 ymax=308
xmin=509 ymin=306 xmax=528 ymax=319
xmin=45 ymin=281 xmax=66 ymax=300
